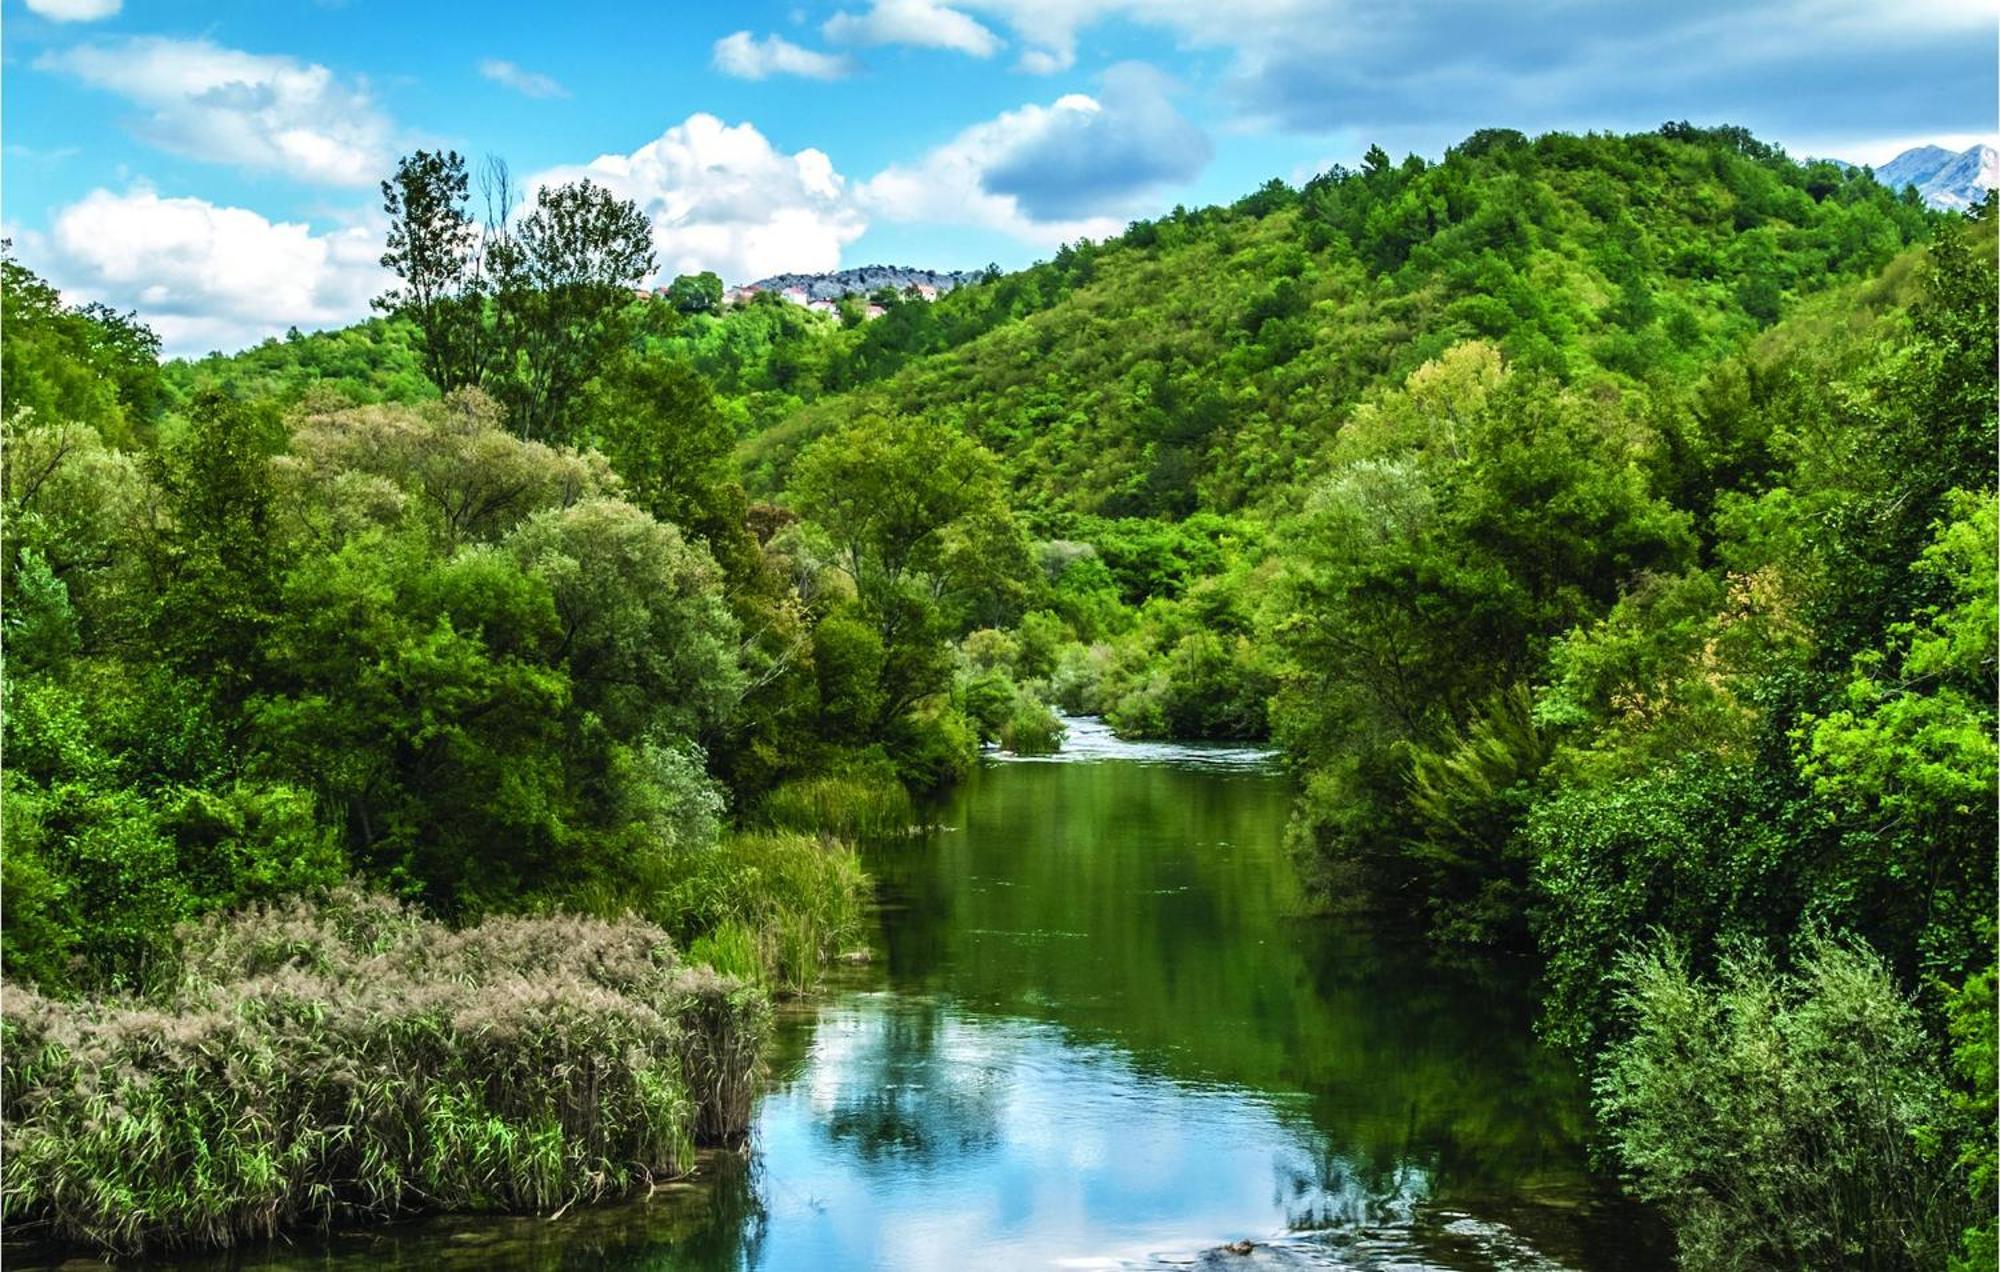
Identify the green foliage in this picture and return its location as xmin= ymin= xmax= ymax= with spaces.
xmin=488 ymin=179 xmax=657 ymax=441
xmin=791 ymin=413 xmax=1030 ymax=759
xmin=1946 ymin=962 xmax=1998 ymax=1271
xmin=688 ymin=918 xmax=764 ymax=981
xmin=3 ymin=127 xmax=1989 ymax=1261
xmin=375 ymin=149 xmax=487 ymax=392
xmin=665 ymin=271 xmax=724 ymax=315
xmin=1526 ymin=763 xmax=1784 ymax=1056
xmin=1598 ymin=936 xmax=1967 ymax=1271
xmin=373 ymin=152 xmax=656 ymax=441
xmin=3 ymin=247 xmax=163 ymax=445
xmin=1271 ymin=342 xmax=1694 ymax=919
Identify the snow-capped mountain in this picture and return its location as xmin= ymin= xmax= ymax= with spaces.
xmin=1873 ymin=143 xmax=1998 ymax=211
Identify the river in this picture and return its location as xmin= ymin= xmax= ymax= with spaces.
xmin=59 ymin=719 xmax=1667 ymax=1271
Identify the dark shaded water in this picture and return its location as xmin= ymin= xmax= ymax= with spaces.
xmin=28 ymin=721 xmax=1668 ymax=1270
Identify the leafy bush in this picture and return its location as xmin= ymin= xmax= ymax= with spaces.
xmin=1947 ymin=961 xmax=1998 ymax=1271
xmin=1527 ymin=762 xmax=1783 ymax=1054
xmin=999 ymin=696 xmax=1066 ymax=755
xmin=1597 ymin=936 xmax=1968 ymax=1271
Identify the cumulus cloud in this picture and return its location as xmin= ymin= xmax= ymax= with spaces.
xmin=27 ymin=188 xmax=386 ymax=356
xmin=479 ymin=58 xmax=568 ymax=98
xmin=36 ymin=37 xmax=394 ymax=186
xmin=23 ymin=0 xmax=121 ymax=21
xmin=712 ymin=32 xmax=857 ymax=80
xmin=860 ymin=63 xmax=1209 ymax=240
xmin=527 ymin=114 xmax=868 ymax=285
xmin=823 ymin=0 xmax=1003 ymax=57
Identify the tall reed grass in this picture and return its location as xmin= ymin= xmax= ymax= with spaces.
xmin=1 ymin=887 xmax=767 ymax=1254
xmin=649 ymin=832 xmax=867 ymax=992
xmin=758 ymin=773 xmax=914 ymax=840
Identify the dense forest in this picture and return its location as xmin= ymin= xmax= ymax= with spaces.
xmin=2 ymin=123 xmax=1993 ymax=1268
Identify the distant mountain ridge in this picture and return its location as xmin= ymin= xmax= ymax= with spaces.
xmin=739 ymin=265 xmax=984 ymax=301
xmin=1873 ymin=143 xmax=1998 ymax=211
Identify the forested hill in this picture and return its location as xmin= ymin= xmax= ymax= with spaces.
xmin=741 ymin=124 xmax=1936 ymax=517
xmin=166 ymin=124 xmax=1934 ymax=525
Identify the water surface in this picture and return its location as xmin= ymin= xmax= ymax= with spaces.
xmin=50 ymin=719 xmax=1666 ymax=1271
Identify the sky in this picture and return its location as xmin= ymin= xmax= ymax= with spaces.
xmin=3 ymin=0 xmax=1995 ymax=356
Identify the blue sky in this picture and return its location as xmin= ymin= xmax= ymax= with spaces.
xmin=4 ymin=0 xmax=1994 ymax=355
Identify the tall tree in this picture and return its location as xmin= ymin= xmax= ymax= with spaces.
xmin=488 ymin=180 xmax=655 ymax=442
xmin=792 ymin=415 xmax=1028 ymax=722
xmin=375 ymin=150 xmax=486 ymax=393
xmin=666 ymin=271 xmax=723 ymax=315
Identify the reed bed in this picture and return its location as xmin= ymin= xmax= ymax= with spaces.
xmin=1 ymin=887 xmax=768 ymax=1255
xmin=758 ymin=773 xmax=915 ymax=841
xmin=653 ymin=832 xmax=868 ymax=992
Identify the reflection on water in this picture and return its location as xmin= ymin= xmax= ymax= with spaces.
xmin=28 ymin=720 xmax=1668 ymax=1271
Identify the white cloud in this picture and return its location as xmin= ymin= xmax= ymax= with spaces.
xmin=479 ymin=58 xmax=568 ymax=99
xmin=27 ymin=187 xmax=387 ymax=356
xmin=859 ymin=64 xmax=1209 ymax=240
xmin=712 ymin=31 xmax=857 ymax=80
xmin=23 ymin=0 xmax=121 ymax=21
xmin=823 ymin=0 xmax=1003 ymax=56
xmin=36 ymin=37 xmax=394 ymax=186
xmin=528 ymin=115 xmax=868 ymax=285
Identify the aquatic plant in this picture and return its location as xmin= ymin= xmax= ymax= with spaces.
xmin=759 ymin=773 xmax=914 ymax=840
xmin=0 ymin=887 xmax=768 ymax=1254
xmin=651 ymin=832 xmax=866 ymax=993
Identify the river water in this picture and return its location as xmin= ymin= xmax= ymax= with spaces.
xmin=60 ymin=719 xmax=1667 ymax=1271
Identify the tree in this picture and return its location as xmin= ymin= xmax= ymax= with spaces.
xmin=505 ymin=497 xmax=741 ymax=741
xmin=375 ymin=150 xmax=486 ymax=392
xmin=584 ymin=353 xmax=734 ymax=534
xmin=791 ymin=416 xmax=1026 ymax=723
xmin=279 ymin=391 xmax=615 ymax=554
xmin=2 ymin=248 xmax=163 ymax=445
xmin=149 ymin=391 xmax=287 ymax=704
xmin=666 ymin=271 xmax=723 ymax=315
xmin=489 ymin=179 xmax=655 ymax=442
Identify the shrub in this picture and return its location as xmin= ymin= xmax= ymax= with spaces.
xmin=887 ymin=704 xmax=978 ymax=790
xmin=1597 ymin=935 xmax=1968 ymax=1271
xmin=1 ymin=888 xmax=768 ymax=1254
xmin=999 ymin=697 xmax=1066 ymax=754
xmin=1527 ymin=762 xmax=1782 ymax=1055
xmin=1947 ymin=961 xmax=1998 ymax=1271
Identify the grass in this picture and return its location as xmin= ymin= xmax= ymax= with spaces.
xmin=0 ymin=887 xmax=768 ymax=1255
xmin=652 ymin=831 xmax=868 ymax=993
xmin=758 ymin=773 xmax=915 ymax=840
